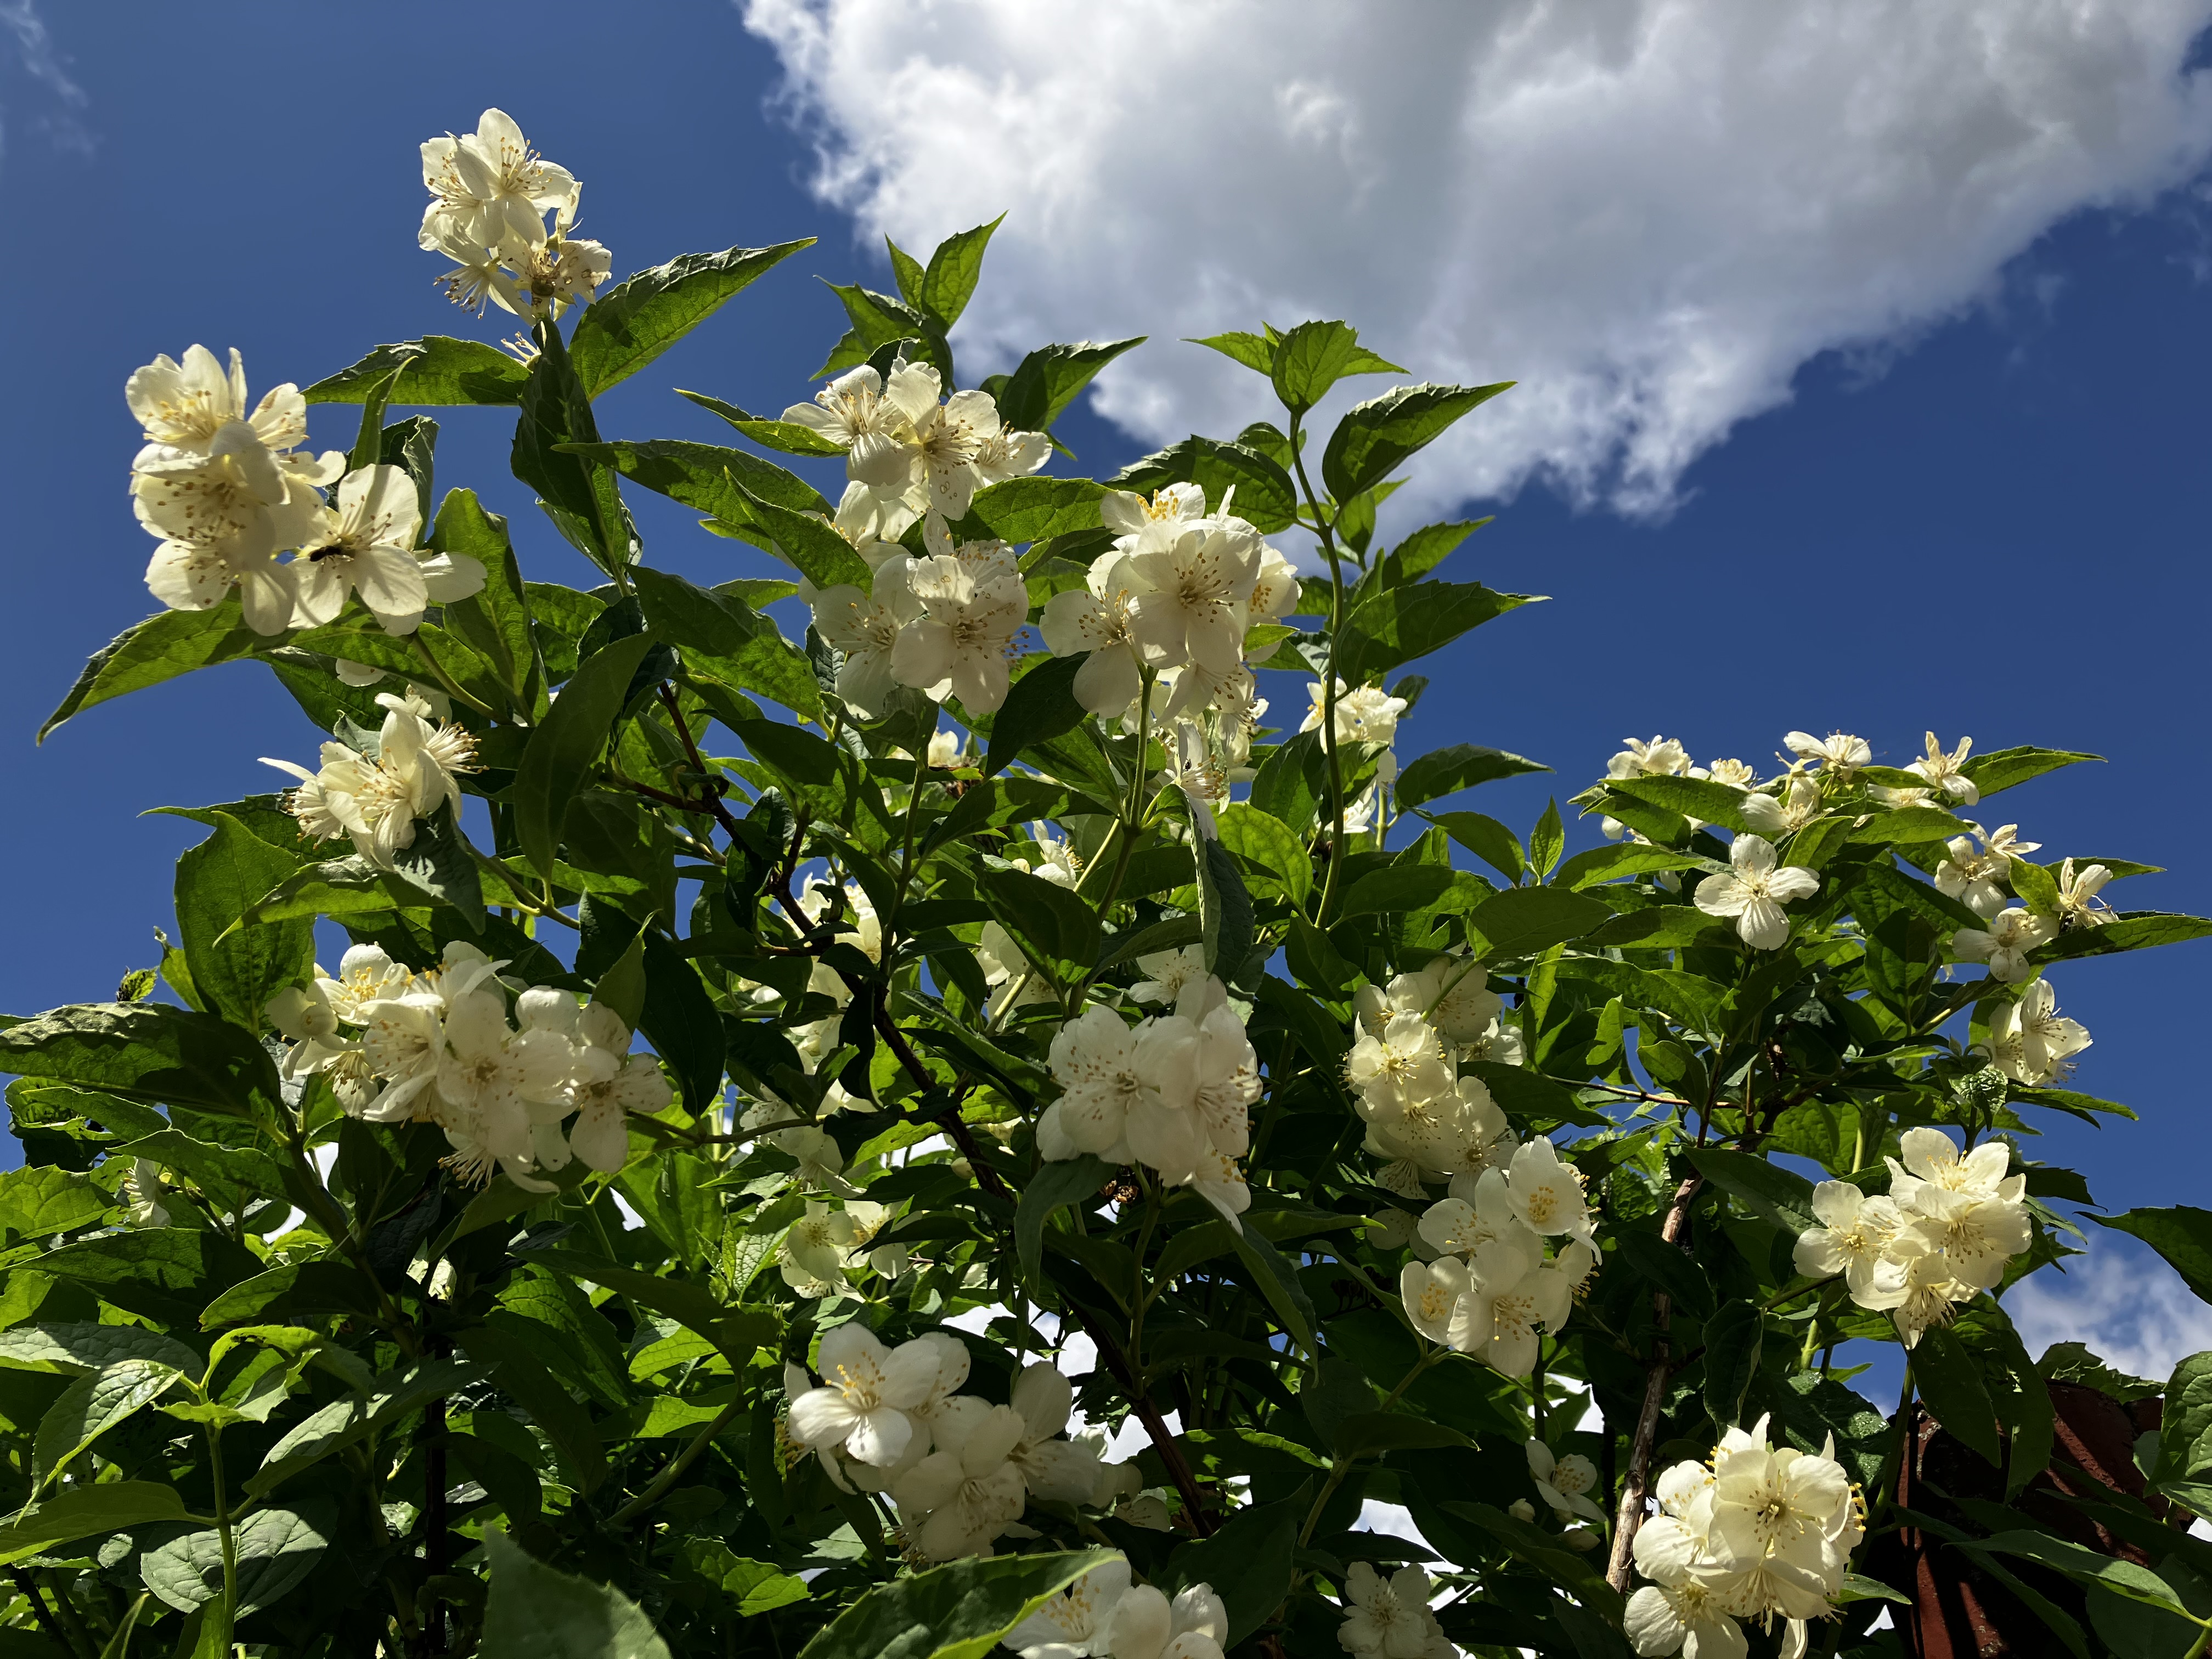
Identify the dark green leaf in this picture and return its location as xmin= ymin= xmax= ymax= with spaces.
xmin=793 ymin=1549 xmax=1114 ymax=1659
xmin=994 ymin=338 xmax=1144 ymax=433
xmin=480 ymin=1523 xmax=672 ymax=1659
xmin=1109 ymin=436 xmax=1298 ymax=533
xmin=304 ymin=336 xmax=528 ymax=405
xmin=37 ymin=1228 xmax=265 ymax=1327
xmin=1959 ymin=746 xmax=2102 ymax=798
xmin=2100 ymin=1208 xmax=2212 ymax=1305
xmin=1914 ymin=1325 xmax=2002 ymax=1466
xmin=569 ymin=240 xmax=814 ymax=396
xmin=1464 ymin=886 xmax=1610 ymax=960
xmin=1198 ymin=835 xmax=1255 ymax=977
xmin=982 ymin=868 xmax=1100 ymax=986
xmin=1702 ymin=1299 xmax=1763 ymax=1430
xmin=40 ymin=610 xmax=270 ymax=742
xmin=1395 ymin=743 xmax=1549 ymax=811
xmin=1338 ymin=580 xmax=1538 ymax=682
xmin=1162 ymin=1496 xmax=1300 ymax=1647
xmin=513 ymin=633 xmax=657 ymax=883
xmin=1322 ymin=381 xmax=1514 ymax=501
xmin=0 ymin=1003 xmax=283 ymax=1122
xmin=919 ymin=217 xmax=1003 ymax=330
xmin=674 ymin=390 xmax=847 ymax=456
xmin=1267 ymin=320 xmax=1407 ymax=414
xmin=1015 ymin=1156 xmax=1110 ymax=1283
xmin=984 ymin=654 xmax=1091 ymax=777
xmin=1688 ymin=1148 xmax=1817 ymax=1232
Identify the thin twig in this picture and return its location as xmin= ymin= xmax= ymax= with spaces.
xmin=1605 ymin=1170 xmax=1704 ymax=1592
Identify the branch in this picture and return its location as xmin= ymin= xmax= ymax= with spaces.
xmin=1605 ymin=1170 xmax=1704 ymax=1593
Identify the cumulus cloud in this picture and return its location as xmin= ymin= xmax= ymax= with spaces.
xmin=743 ymin=0 xmax=2212 ymax=518
xmin=2009 ymin=1238 xmax=2212 ymax=1385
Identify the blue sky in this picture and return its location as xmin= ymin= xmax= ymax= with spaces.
xmin=3 ymin=3 xmax=2209 ymax=1369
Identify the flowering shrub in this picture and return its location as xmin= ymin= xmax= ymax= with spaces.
xmin=5 ymin=108 xmax=2212 ymax=1659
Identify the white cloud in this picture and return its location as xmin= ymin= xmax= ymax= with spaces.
xmin=743 ymin=0 xmax=2212 ymax=518
xmin=2008 ymin=1238 xmax=2212 ymax=1385
xmin=0 ymin=1 xmax=91 ymax=159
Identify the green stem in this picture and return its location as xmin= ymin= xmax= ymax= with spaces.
xmin=204 ymin=1428 xmax=238 ymax=1636
xmin=608 ymin=1398 xmax=744 ymax=1527
xmin=1289 ymin=434 xmax=1351 ymax=923
xmin=1296 ymin=1348 xmax=1444 ymax=1548
xmin=1128 ymin=1176 xmax=1163 ymax=1373
xmin=407 ymin=634 xmax=497 ymax=720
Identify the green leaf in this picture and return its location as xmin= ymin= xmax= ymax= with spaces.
xmin=1395 ymin=743 xmax=1550 ymax=811
xmin=1229 ymin=1221 xmax=1315 ymax=1354
xmin=1600 ymin=775 xmax=1758 ymax=835
xmin=1015 ymin=1156 xmax=1110 ymax=1283
xmin=1197 ymin=836 xmax=1256 ymax=977
xmin=1958 ymin=746 xmax=2102 ymax=798
xmin=1339 ymin=865 xmax=1456 ymax=918
xmin=1701 ymin=1299 xmax=1763 ymax=1431
xmin=1688 ymin=1148 xmax=1817 ymax=1233
xmin=1424 ymin=811 xmax=1524 ymax=885
xmin=1443 ymin=1501 xmax=1621 ymax=1613
xmin=1338 ymin=579 xmax=1538 ymax=682
xmin=1266 ymin=320 xmax=1407 ymax=414
xmin=1612 ymin=1232 xmax=1713 ymax=1322
xmin=1110 ymin=436 xmax=1299 ymax=533
xmin=1971 ymin=1529 xmax=2193 ymax=1616
xmin=40 ymin=609 xmax=271 ymax=742
xmin=479 ymin=1525 xmax=672 ymax=1659
xmin=0 ymin=1482 xmax=189 ymax=1567
xmin=172 ymin=810 xmax=314 ymax=1029
xmin=0 ymin=1002 xmax=284 ymax=1122
xmin=984 ymin=654 xmax=1091 ymax=777
xmin=515 ymin=1249 xmax=777 ymax=1372
xmin=967 ymin=477 xmax=1108 ymax=543
xmin=198 ymin=1261 xmax=382 ymax=1329
xmin=34 ymin=1359 xmax=178 ymax=1488
xmin=0 ymin=1323 xmax=198 ymax=1376
xmin=2100 ymin=1208 xmax=2212 ymax=1305
xmin=1164 ymin=1496 xmax=1301 ymax=1647
xmin=641 ymin=932 xmax=725 ymax=1114
xmin=1464 ymin=886 xmax=1611 ymax=960
xmin=1322 ymin=381 xmax=1514 ymax=501
xmin=514 ymin=633 xmax=658 ymax=883
xmin=1216 ymin=803 xmax=1313 ymax=907
xmin=435 ymin=489 xmax=543 ymax=715
xmin=1913 ymin=1325 xmax=2002 ymax=1466
xmin=674 ymin=390 xmax=847 ymax=456
xmin=247 ymin=1358 xmax=484 ymax=1498
xmin=0 ymin=1165 xmax=113 ymax=1239
xmin=993 ymin=338 xmax=1144 ymax=433
xmin=1190 ymin=331 xmax=1277 ymax=374
xmin=1555 ymin=844 xmax=1711 ymax=891
xmin=982 ymin=867 xmax=1101 ymax=987
xmin=795 ymin=1549 xmax=1116 ymax=1659
xmin=515 ymin=324 xmax=631 ymax=574
xmin=919 ymin=217 xmax=1003 ymax=329
xmin=305 ymin=336 xmax=529 ymax=405
xmin=729 ymin=478 xmax=873 ymax=590
xmin=569 ymin=240 xmax=814 ymax=397
xmin=143 ymin=1505 xmax=331 ymax=1617
xmin=2164 ymin=1353 xmax=2212 ymax=1486
xmin=2036 ymin=912 xmax=2212 ymax=962
xmin=1331 ymin=1412 xmax=1468 ymax=1457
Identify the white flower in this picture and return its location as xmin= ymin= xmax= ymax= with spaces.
xmin=797 ymin=876 xmax=884 ymax=963
xmin=1345 ymin=1014 xmax=1453 ymax=1116
xmin=1102 ymin=483 xmax=1206 ymax=543
xmin=120 ymin=1159 xmax=168 ymax=1229
xmin=262 ymin=692 xmax=478 ymax=867
xmin=1004 ymin=1364 xmax=1103 ymax=1504
xmin=1704 ymin=758 xmax=1757 ymax=788
xmin=1883 ymin=1126 xmax=2021 ymax=1208
xmin=927 ymin=728 xmax=966 ymax=768
xmin=1336 ymin=1562 xmax=1452 ymax=1659
xmin=1187 ymin=1001 xmax=1261 ymax=1159
xmin=2052 ymin=859 xmax=2114 ymax=930
xmin=1130 ymin=945 xmax=1207 ymax=1007
xmin=420 ymin=108 xmax=578 ymax=250
xmin=1127 ymin=516 xmax=1262 ymax=676
xmin=1934 ymin=827 xmax=2011 ymax=918
xmin=1737 ymin=777 xmax=1822 ymax=839
xmin=1951 ymin=906 xmax=2052 ymax=983
xmin=1694 ymin=836 xmax=1820 ymax=951
xmin=911 ymin=382 xmax=1042 ymax=520
xmin=1385 ymin=956 xmax=1502 ymax=1047
xmin=1040 ymin=1005 xmax=1200 ymax=1168
xmin=893 ymin=540 xmax=1028 ymax=713
xmin=1041 ymin=552 xmax=1147 ymax=714
xmin=1793 ymin=1183 xmax=1907 ymax=1308
xmin=783 ymin=365 xmax=917 ymax=465
xmin=1988 ymin=978 xmax=2091 ymax=1085
xmin=1305 ymin=680 xmax=1410 ymax=753
xmin=1100 ymin=1582 xmax=1229 ymax=1659
xmin=1892 ymin=1187 xmax=2031 ymax=1293
xmin=144 ymin=519 xmax=300 ymax=636
xmin=560 ymin=1004 xmax=672 ymax=1171
xmin=432 ymin=987 xmax=575 ymax=1184
xmin=1906 ymin=732 xmax=1978 ymax=805
xmin=788 ymin=1325 xmax=943 ymax=1468
xmin=891 ymin=1395 xmax=1028 ymax=1561
xmin=1887 ymin=1242 xmax=1965 ymax=1350
xmin=1458 ymin=1231 xmax=1571 ymax=1377
xmin=291 ymin=464 xmax=484 ymax=633
xmin=1401 ymin=1256 xmax=1473 ymax=1346
xmin=1784 ymin=730 xmax=1871 ymax=776
xmin=1528 ymin=1440 xmax=1606 ymax=1523
xmin=1707 ymin=1415 xmax=1853 ymax=1573
xmin=1493 ymin=1139 xmax=1594 ymax=1244
xmin=1003 ymin=1558 xmax=1133 ymax=1657
xmin=809 ymin=557 xmax=925 ymax=716
xmin=1607 ymin=736 xmax=1691 ymax=778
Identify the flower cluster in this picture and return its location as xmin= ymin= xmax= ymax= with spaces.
xmin=1625 ymin=1417 xmax=1862 ymax=1659
xmin=780 ymin=1198 xmax=907 ymax=1298
xmin=420 ymin=109 xmax=610 ymax=323
xmin=1396 ymin=1139 xmax=1596 ymax=1377
xmin=126 ymin=345 xmax=487 ymax=637
xmin=267 ymin=939 xmax=673 ymax=1188
xmin=1037 ymin=962 xmax=1260 ymax=1224
xmin=263 ymin=689 xmax=479 ymax=867
xmin=1335 ymin=1562 xmax=1457 ymax=1659
xmin=1693 ymin=834 xmax=1821 ymax=951
xmin=1004 ymin=1557 xmax=1229 ymax=1659
xmin=1792 ymin=1127 xmax=2031 ymax=1348
xmin=1301 ymin=679 xmax=1407 ymax=834
xmin=784 ymin=1330 xmax=1138 ymax=1564
xmin=1344 ymin=955 xmax=1524 ymax=1197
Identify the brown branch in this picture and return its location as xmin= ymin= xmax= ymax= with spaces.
xmin=1605 ymin=1170 xmax=1705 ymax=1593
xmin=870 ymin=994 xmax=1219 ymax=1537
